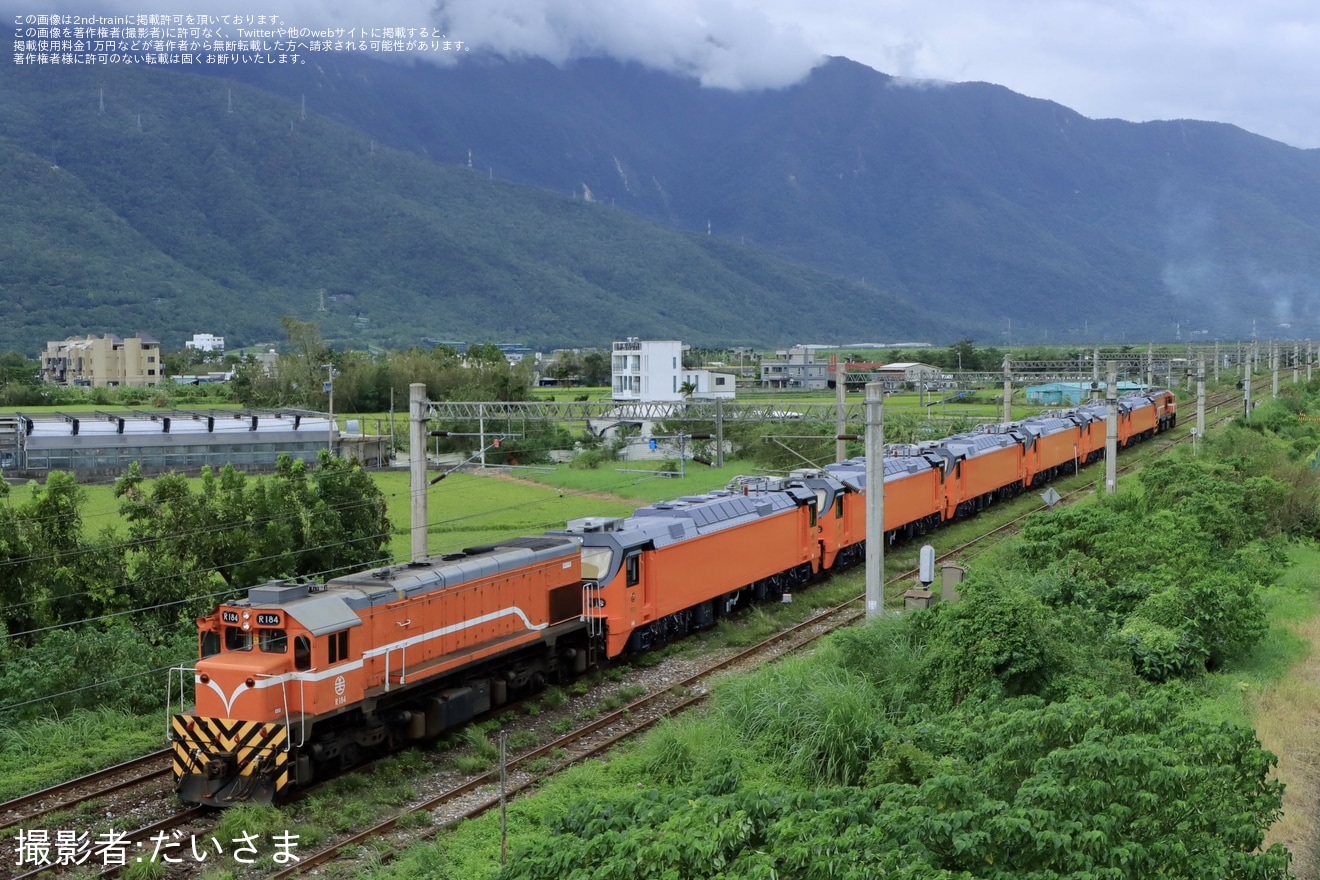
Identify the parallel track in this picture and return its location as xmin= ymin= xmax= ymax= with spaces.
xmin=0 ymin=750 xmax=172 ymax=834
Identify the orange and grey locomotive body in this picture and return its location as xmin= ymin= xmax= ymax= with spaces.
xmin=563 ymin=486 xmax=822 ymax=658
xmin=171 ymin=536 xmax=588 ymax=806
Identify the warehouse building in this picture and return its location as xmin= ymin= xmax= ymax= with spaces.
xmin=0 ymin=410 xmax=340 ymax=477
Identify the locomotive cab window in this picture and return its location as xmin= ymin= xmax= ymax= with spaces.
xmin=224 ymin=627 xmax=252 ymax=651
xmin=625 ymin=553 xmax=640 ymax=587
xmin=327 ymin=630 xmax=349 ymax=663
xmin=835 ymin=495 xmax=844 ymax=519
xmin=200 ymin=630 xmax=220 ymax=659
xmin=808 ymin=501 xmax=817 ymax=527
xmin=580 ymin=546 xmax=614 ymax=581
xmin=294 ymin=636 xmax=311 ymax=671
xmin=259 ymin=629 xmax=287 ymax=653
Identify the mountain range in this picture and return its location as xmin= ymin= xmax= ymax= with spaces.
xmin=4 ymin=51 xmax=1320 ymax=353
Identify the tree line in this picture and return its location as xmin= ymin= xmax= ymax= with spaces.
xmin=0 ymin=454 xmax=390 ymax=720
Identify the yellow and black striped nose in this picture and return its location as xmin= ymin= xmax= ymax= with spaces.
xmin=171 ymin=714 xmax=290 ymax=806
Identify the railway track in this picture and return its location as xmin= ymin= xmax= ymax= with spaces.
xmin=5 ymin=382 xmax=1259 ymax=877
xmin=0 ymin=750 xmax=172 ymax=835
xmin=5 ymin=806 xmax=210 ymax=880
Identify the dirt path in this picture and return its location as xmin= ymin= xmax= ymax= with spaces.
xmin=1257 ymin=613 xmax=1320 ymax=878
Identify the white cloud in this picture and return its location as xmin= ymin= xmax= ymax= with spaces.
xmin=430 ymin=0 xmax=825 ymax=89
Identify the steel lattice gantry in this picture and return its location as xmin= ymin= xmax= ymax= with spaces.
xmin=425 ymin=400 xmax=873 ymax=423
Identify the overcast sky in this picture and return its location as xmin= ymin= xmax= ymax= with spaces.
xmin=408 ymin=0 xmax=1318 ymax=149
xmin=80 ymin=0 xmax=1319 ymax=148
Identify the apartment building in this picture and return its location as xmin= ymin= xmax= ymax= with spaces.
xmin=41 ymin=334 xmax=163 ymax=387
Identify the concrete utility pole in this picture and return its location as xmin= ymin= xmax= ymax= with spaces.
xmin=479 ymin=403 xmax=487 ymax=468
xmin=1146 ymin=343 xmax=1154 ymax=389
xmin=1295 ymin=344 xmax=1300 ymax=384
xmin=1002 ymin=354 xmax=1012 ymax=422
xmin=1093 ymin=348 xmax=1101 ymax=400
xmin=410 ymin=383 xmax=429 ymax=563
xmin=1105 ymin=362 xmax=1118 ymax=494
xmin=1272 ymin=344 xmax=1280 ymax=399
xmin=834 ymin=356 xmax=848 ymax=464
xmin=323 ymin=364 xmax=335 ymax=454
xmin=1310 ymin=342 xmax=1314 ymax=384
xmin=1244 ymin=355 xmax=1253 ymax=420
xmin=1196 ymin=357 xmax=1206 ymax=455
xmin=864 ymin=382 xmax=885 ymax=619
xmin=715 ymin=397 xmax=725 ymax=468
xmin=1214 ymin=341 xmax=1220 ymax=383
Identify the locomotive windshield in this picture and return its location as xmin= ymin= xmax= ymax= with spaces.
xmin=224 ymin=627 xmax=252 ymax=651
xmin=259 ymin=629 xmax=287 ymax=653
xmin=580 ymin=545 xmax=614 ymax=581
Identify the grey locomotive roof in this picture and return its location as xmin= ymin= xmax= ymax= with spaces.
xmin=824 ymin=455 xmax=938 ymax=492
xmin=229 ymin=536 xmax=580 ymax=621
xmin=1013 ymin=417 xmax=1077 ymax=438
xmin=566 ymin=489 xmax=805 ymax=552
xmin=231 ymin=580 xmax=363 ymax=635
xmin=284 ymin=594 xmax=363 ymax=636
xmin=937 ymin=432 xmax=1021 ymax=458
xmin=327 ymin=536 xmax=579 ymax=610
xmin=631 ymin=491 xmax=802 ymax=542
xmin=1078 ymin=400 xmax=1132 ymax=417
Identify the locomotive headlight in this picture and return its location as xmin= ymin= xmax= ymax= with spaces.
xmin=199 ymin=673 xmax=210 ymax=683
xmin=242 ymin=612 xmax=250 ymax=620
xmin=242 ymin=623 xmax=250 ymax=631
xmin=245 ymin=678 xmax=255 ymax=688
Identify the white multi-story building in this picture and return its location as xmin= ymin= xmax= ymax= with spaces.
xmin=185 ymin=333 xmax=226 ymax=353
xmin=611 ymin=339 xmax=684 ymax=402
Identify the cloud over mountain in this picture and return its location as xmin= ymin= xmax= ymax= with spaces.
xmin=429 ymin=0 xmax=825 ymax=89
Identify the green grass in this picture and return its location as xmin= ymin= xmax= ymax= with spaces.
xmin=288 ymin=750 xmax=430 ymax=846
xmin=1190 ymin=541 xmax=1320 ymax=729
xmin=373 ymin=467 xmax=741 ymax=561
xmin=506 ymin=730 xmax=540 ymax=753
xmin=462 ymin=726 xmax=498 ymax=761
xmin=539 ymin=687 xmax=568 ymax=710
xmin=0 ymin=708 xmax=162 ymax=802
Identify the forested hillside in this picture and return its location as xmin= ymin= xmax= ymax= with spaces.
xmin=0 ymin=64 xmax=955 ymax=353
xmin=206 ymin=54 xmax=1320 ymax=343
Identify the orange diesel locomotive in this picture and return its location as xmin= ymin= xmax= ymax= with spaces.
xmin=171 ymin=389 xmax=1175 ymax=806
xmin=171 ymin=537 xmax=589 ymax=805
